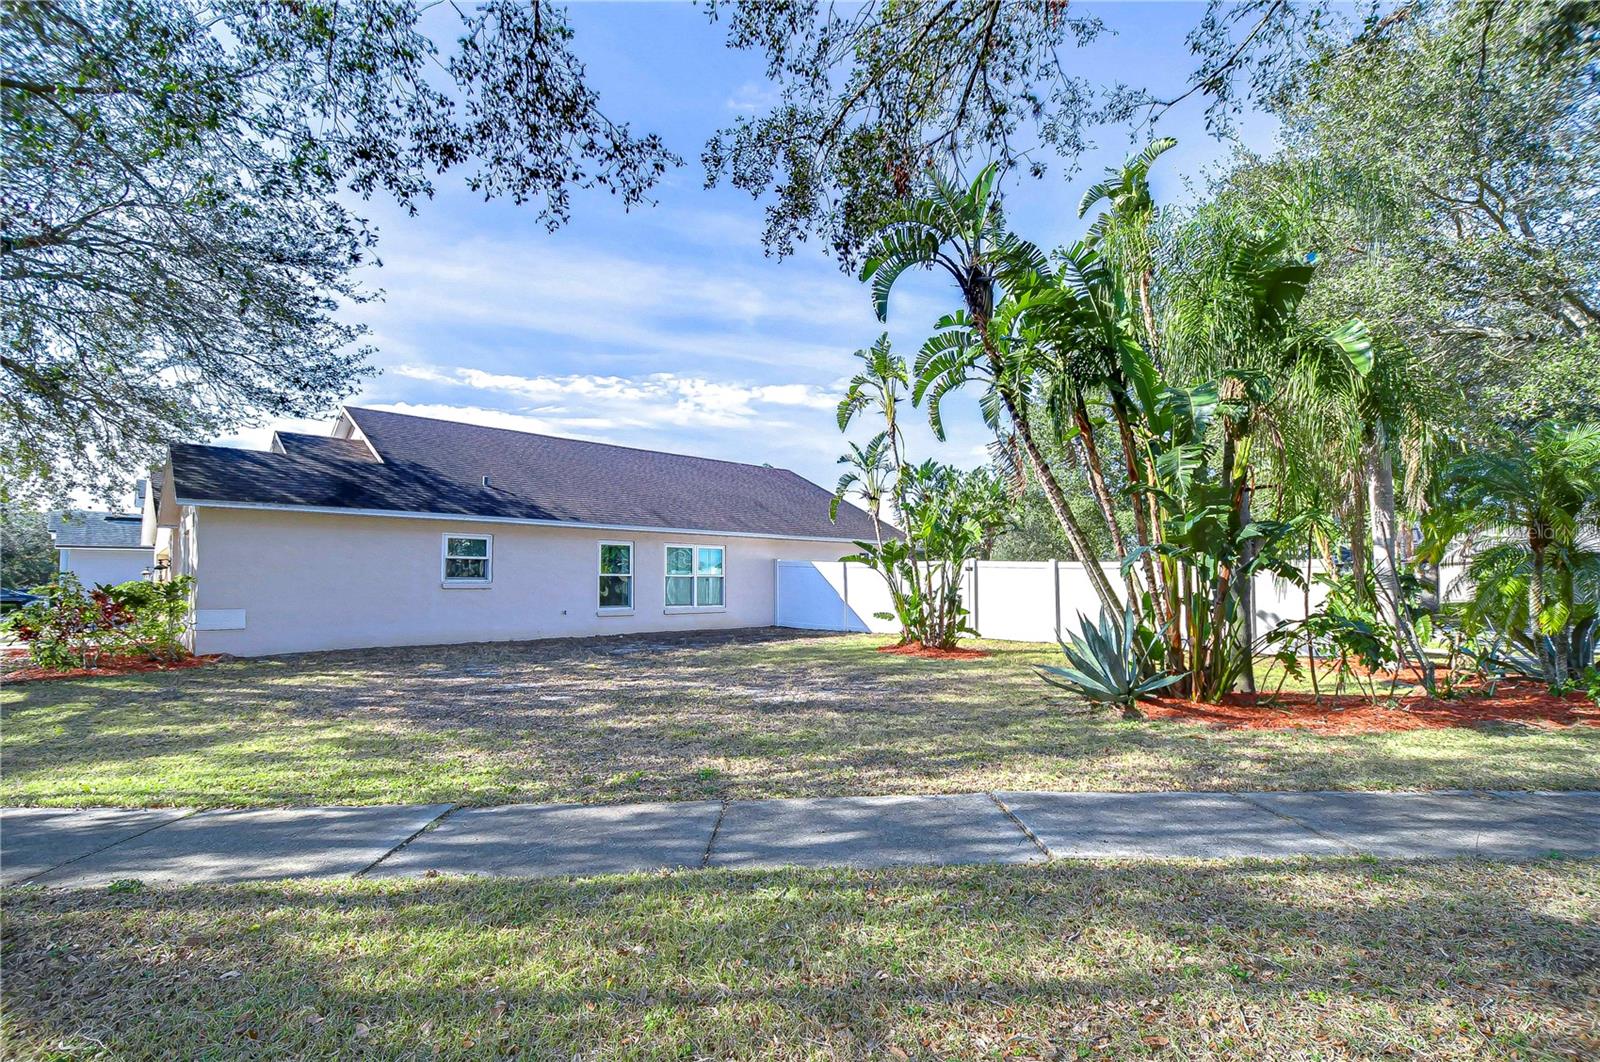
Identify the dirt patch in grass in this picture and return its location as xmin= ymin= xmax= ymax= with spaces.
xmin=1 ymin=650 xmax=223 ymax=684
xmin=1147 ymin=680 xmax=1600 ymax=734
xmin=876 ymin=640 xmax=991 ymax=659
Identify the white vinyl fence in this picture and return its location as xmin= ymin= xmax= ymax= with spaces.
xmin=774 ymin=559 xmax=1470 ymax=643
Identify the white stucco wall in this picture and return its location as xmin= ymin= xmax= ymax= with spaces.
xmin=186 ymin=506 xmax=857 ymax=657
xmin=58 ymin=547 xmax=154 ymax=587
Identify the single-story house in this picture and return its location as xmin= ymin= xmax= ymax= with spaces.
xmin=49 ymin=483 xmax=156 ymax=587
xmin=153 ymin=406 xmax=879 ymax=657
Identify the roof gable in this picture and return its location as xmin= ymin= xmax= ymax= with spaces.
xmin=272 ymin=431 xmax=381 ymax=463
xmin=48 ymin=510 xmax=148 ymax=549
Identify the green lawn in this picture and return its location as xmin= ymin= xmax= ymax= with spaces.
xmin=3 ymin=858 xmax=1595 ymax=1059
xmin=3 ymin=631 xmax=1596 ymax=808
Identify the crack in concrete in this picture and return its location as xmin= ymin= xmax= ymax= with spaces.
xmin=987 ymin=792 xmax=1054 ymax=860
xmin=699 ymin=800 xmax=729 ymax=869
xmin=355 ymin=804 xmax=458 ymax=878
xmin=1229 ymin=792 xmax=1362 ymax=854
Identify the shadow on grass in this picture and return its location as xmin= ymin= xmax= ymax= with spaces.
xmin=2 ymin=859 xmax=1595 ymax=1057
xmin=3 ymin=630 xmax=1598 ymax=808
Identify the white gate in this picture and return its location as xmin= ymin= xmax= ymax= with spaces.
xmin=774 ymin=561 xmax=898 ymax=633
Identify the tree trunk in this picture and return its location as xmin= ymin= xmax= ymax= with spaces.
xmin=1305 ymin=531 xmax=1320 ymax=702
xmin=1367 ymin=426 xmax=1434 ymax=690
xmin=1528 ymin=537 xmax=1566 ymax=682
xmin=971 ymin=302 xmax=1122 ymax=617
xmin=1348 ymin=486 xmax=1368 ymax=596
xmin=1071 ymin=395 xmax=1141 ymax=608
xmin=1233 ymin=478 xmax=1258 ymax=694
xmin=1008 ymin=396 xmax=1122 ymax=615
xmin=1072 ymin=397 xmax=1123 ymax=555
xmin=1570 ymin=615 xmax=1596 ymax=679
xmin=1109 ymin=393 xmax=1166 ymax=623
xmin=1138 ymin=269 xmax=1160 ymax=369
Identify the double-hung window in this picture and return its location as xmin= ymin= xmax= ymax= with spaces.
xmin=665 ymin=544 xmax=724 ymax=608
xmin=598 ymin=541 xmax=633 ymax=610
xmin=441 ymin=533 xmax=492 ymax=585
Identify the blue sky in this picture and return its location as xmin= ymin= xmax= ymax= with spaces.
xmin=229 ymin=1 xmax=1282 ymax=490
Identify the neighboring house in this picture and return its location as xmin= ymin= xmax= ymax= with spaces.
xmin=153 ymin=406 xmax=880 ymax=657
xmin=49 ymin=485 xmax=156 ymax=587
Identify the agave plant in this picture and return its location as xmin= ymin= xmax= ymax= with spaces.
xmin=1036 ymin=607 xmax=1183 ymax=716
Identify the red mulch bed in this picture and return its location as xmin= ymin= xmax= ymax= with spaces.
xmin=1 ymin=649 xmax=222 ymax=683
xmin=1144 ymin=679 xmax=1600 ymax=734
xmin=877 ymin=641 xmax=991 ymax=660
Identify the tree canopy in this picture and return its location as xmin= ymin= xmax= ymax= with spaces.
xmin=1211 ymin=1 xmax=1600 ymax=437
xmin=703 ymin=0 xmax=1107 ymax=265
xmin=1 ymin=0 xmax=677 ymax=504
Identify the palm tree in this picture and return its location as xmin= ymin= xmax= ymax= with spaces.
xmin=1078 ymin=136 xmax=1176 ymax=361
xmin=1032 ymin=241 xmax=1164 ymax=617
xmin=1189 ymin=156 xmax=1455 ymax=686
xmin=1424 ymin=423 xmax=1600 ymax=682
xmin=1071 ymin=140 xmax=1183 ymax=617
xmin=861 ymin=165 xmax=1122 ymax=614
xmin=837 ymin=334 xmax=912 ymax=506
xmin=833 ymin=338 xmax=918 ymax=638
xmin=1147 ymin=181 xmax=1449 ymax=690
xmin=1277 ymin=318 xmax=1440 ymax=687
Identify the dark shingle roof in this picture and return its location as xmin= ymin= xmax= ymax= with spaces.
xmin=273 ymin=431 xmax=380 ymax=462
xmin=48 ymin=511 xmax=148 ymax=549
xmin=169 ymin=407 xmax=882 ymax=541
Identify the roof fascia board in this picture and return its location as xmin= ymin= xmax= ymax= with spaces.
xmin=173 ymin=497 xmax=864 ymax=545
xmin=335 ymin=406 xmax=384 ymax=462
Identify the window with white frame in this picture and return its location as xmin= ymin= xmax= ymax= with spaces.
xmin=598 ymin=541 xmax=633 ymax=609
xmin=665 ymin=544 xmax=724 ymax=607
xmin=441 ymin=533 xmax=492 ymax=584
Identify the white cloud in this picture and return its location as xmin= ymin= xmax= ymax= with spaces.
xmin=393 ymin=365 xmax=838 ymax=431
xmin=355 ymin=231 xmax=949 ymax=373
xmin=724 ymin=79 xmax=781 ymax=113
xmin=213 ymin=415 xmax=342 ymax=452
xmin=647 ymin=207 xmax=764 ymax=250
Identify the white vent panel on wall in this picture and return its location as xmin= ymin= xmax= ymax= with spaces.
xmin=194 ymin=609 xmax=246 ymax=631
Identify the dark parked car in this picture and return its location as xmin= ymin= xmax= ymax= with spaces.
xmin=1 ymin=588 xmax=42 ymax=613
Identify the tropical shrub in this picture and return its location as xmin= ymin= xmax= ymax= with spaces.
xmin=845 ymin=462 xmax=1011 ymax=650
xmin=882 ymin=462 xmax=1009 ymax=647
xmin=1421 ymin=423 xmax=1600 ymax=685
xmin=1576 ymin=667 xmax=1600 ymax=707
xmin=4 ymin=573 xmax=194 ymax=669
xmin=1264 ymin=581 xmax=1395 ymax=703
xmin=834 ymin=338 xmax=1011 ymax=650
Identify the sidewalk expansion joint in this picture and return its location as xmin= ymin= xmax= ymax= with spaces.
xmin=700 ymin=800 xmax=729 ymax=869
xmin=988 ymin=793 xmax=1053 ymax=860
xmin=355 ymin=804 xmax=458 ymax=878
xmin=1230 ymin=792 xmax=1361 ymax=854
xmin=22 ymin=807 xmax=201 ymax=886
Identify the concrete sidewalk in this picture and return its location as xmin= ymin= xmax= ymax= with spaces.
xmin=3 ymin=790 xmax=1596 ymax=888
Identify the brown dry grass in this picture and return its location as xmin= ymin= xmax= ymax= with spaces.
xmin=3 ymin=630 xmax=1597 ymax=807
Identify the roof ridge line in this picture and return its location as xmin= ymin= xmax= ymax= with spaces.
xmin=344 ymin=406 xmax=800 ymax=476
